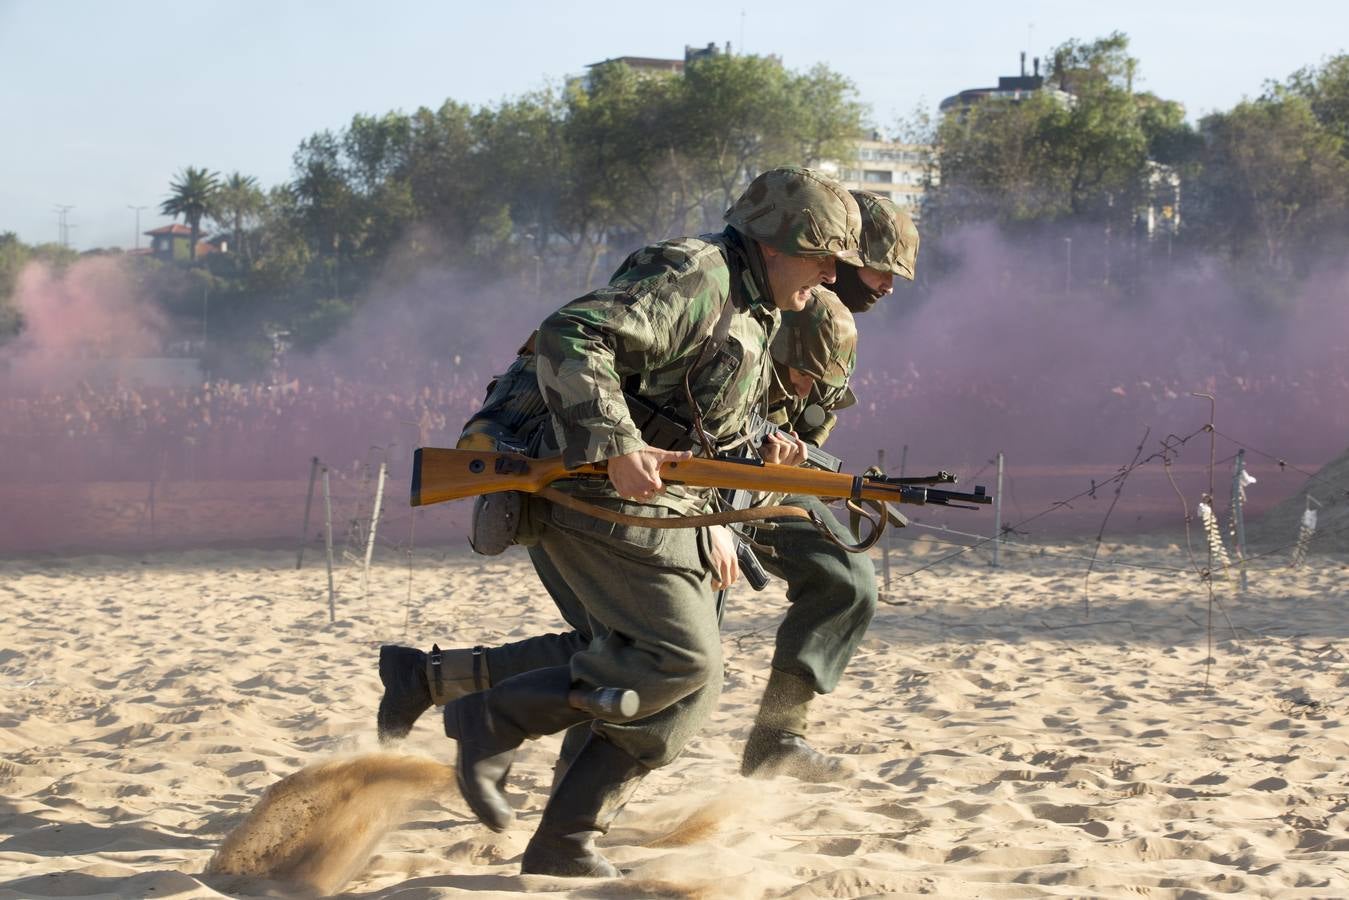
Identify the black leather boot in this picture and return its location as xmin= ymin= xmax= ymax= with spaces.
xmin=740 ymin=724 xmax=855 ymax=783
xmin=740 ymin=668 xmax=854 ymax=783
xmin=377 ymin=643 xmax=488 ymax=744
xmin=443 ymin=667 xmax=637 ymax=833
xmin=547 ymin=721 xmax=593 ymax=798
xmin=521 ymin=732 xmax=648 ymax=878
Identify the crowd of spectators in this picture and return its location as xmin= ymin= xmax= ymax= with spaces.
xmin=3 ymin=356 xmax=1346 ymax=486
xmin=0 ymin=360 xmax=487 ymax=483
xmin=833 ymin=360 xmax=1349 ymax=467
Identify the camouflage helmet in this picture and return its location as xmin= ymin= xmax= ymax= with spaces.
xmin=725 ymin=167 xmax=863 ymax=265
xmin=771 ymin=290 xmax=858 ymax=388
xmin=851 ymin=191 xmax=920 ymax=280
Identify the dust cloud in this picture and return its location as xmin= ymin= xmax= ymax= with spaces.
xmin=205 ymin=753 xmax=455 ymax=896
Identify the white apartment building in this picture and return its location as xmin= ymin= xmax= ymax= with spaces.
xmin=816 ymin=138 xmax=931 ymax=214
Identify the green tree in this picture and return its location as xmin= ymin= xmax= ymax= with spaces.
xmin=403 ymin=100 xmax=478 ymax=244
xmin=561 ymin=55 xmax=866 ymax=283
xmin=1285 ymin=53 xmax=1349 ymax=150
xmin=0 ymin=231 xmax=27 ymax=338
xmin=247 ymin=186 xmax=312 ymax=298
xmin=0 ymin=234 xmax=81 ymax=339
xmin=212 ymin=172 xmax=266 ymax=265
xmin=679 ymin=54 xmax=865 ymax=217
xmin=1192 ymin=95 xmax=1349 ymax=273
xmin=560 ymin=61 xmax=690 ymax=283
xmin=1042 ymin=34 xmax=1151 ymax=221
xmin=789 ymin=64 xmax=869 ymax=171
xmin=928 ymin=31 xmax=1193 ymax=289
xmin=291 ymin=128 xmax=393 ymax=298
xmin=933 ymin=90 xmax=1063 ymax=224
xmin=342 ymin=111 xmax=417 ymax=265
xmin=469 ymin=90 xmax=575 ymax=286
xmin=160 ymin=166 xmax=221 ymax=262
xmin=239 ymin=53 xmax=867 ymax=344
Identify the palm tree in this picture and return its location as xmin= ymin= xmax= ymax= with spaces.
xmin=213 ymin=172 xmax=264 ymax=263
xmin=160 ymin=167 xmax=221 ymax=262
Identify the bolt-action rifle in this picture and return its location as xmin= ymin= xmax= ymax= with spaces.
xmin=410 ymin=447 xmax=991 ymax=512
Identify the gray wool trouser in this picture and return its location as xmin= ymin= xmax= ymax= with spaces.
xmin=485 ymin=496 xmax=721 ymax=769
xmin=480 ymin=494 xmax=875 ymax=755
xmin=748 ymin=493 xmax=878 ymax=694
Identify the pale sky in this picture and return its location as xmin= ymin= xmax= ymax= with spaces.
xmin=1 ymin=0 xmax=1343 ymax=250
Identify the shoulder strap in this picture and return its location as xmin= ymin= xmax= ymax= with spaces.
xmin=687 ymin=279 xmax=739 ymax=379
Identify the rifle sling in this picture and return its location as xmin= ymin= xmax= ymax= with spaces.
xmin=535 ymin=485 xmax=882 ymax=555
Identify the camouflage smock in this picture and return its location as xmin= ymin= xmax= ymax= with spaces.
xmin=535 ymin=229 xmax=778 ymax=516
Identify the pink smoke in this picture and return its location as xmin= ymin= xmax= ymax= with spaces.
xmin=7 ymin=257 xmax=167 ymax=364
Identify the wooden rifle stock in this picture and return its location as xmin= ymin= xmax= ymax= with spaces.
xmin=411 ymin=447 xmax=991 ymax=509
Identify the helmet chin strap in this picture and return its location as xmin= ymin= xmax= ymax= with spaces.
xmin=744 ymin=237 xmax=777 ymax=309
xmin=724 ymin=226 xmax=778 ymax=310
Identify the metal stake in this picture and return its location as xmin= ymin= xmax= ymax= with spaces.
xmin=1231 ymin=449 xmax=1248 ymax=593
xmin=362 ymin=462 xmax=388 ymax=598
xmin=297 ymin=456 xmax=320 ymax=570
xmin=322 ymin=465 xmax=335 ymax=623
xmin=993 ymin=452 xmax=1004 ymax=568
xmin=879 ymin=449 xmax=891 ymax=593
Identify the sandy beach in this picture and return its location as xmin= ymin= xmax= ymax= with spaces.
xmin=3 ymin=529 xmax=1348 ymax=898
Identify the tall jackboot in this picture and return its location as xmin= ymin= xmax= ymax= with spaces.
xmin=377 ymin=643 xmax=488 ymax=744
xmin=547 ymin=721 xmax=592 ymax=798
xmin=443 ymin=666 xmax=637 ymax=832
xmin=740 ymin=668 xmax=854 ymax=783
xmin=521 ymin=732 xmax=648 ymax=878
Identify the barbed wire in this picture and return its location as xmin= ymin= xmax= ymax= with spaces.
xmin=893 ymin=505 xmax=1349 ymax=578
xmin=893 ymin=423 xmax=1214 ymax=579
xmin=862 ymin=409 xmax=1347 ymax=676
xmin=1212 ymin=427 xmax=1349 ymax=498
xmin=889 ymin=523 xmax=1196 ymax=574
xmin=235 ymin=398 xmax=1348 ymax=659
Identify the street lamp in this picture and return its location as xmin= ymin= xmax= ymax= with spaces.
xmin=127 ymin=205 xmax=148 ymax=250
xmin=54 ymin=204 xmax=74 ymax=248
xmin=1063 ymin=237 xmax=1073 ymax=295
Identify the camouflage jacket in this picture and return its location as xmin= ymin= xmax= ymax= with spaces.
xmin=535 ymin=228 xmax=778 ymax=515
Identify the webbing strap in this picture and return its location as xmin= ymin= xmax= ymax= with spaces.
xmin=537 ymin=485 xmax=810 ymax=529
xmin=535 ymin=486 xmax=886 ymax=555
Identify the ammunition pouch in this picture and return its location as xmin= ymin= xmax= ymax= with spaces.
xmin=470 ymin=490 xmax=544 ymax=555
xmin=470 ymin=491 xmax=522 ymax=555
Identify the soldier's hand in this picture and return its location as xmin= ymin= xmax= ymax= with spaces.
xmin=707 ymin=524 xmax=740 ymax=590
xmin=608 ymin=446 xmax=692 ymax=500
xmin=760 ymin=430 xmax=809 ymax=467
